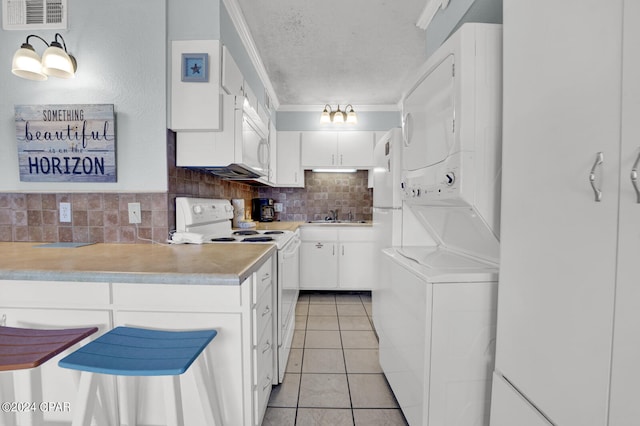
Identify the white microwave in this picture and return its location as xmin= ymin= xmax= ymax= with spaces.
xmin=176 ymin=94 xmax=270 ymax=181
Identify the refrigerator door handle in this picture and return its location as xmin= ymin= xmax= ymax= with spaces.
xmin=589 ymin=152 xmax=604 ymax=202
xmin=631 ymin=149 xmax=640 ymax=203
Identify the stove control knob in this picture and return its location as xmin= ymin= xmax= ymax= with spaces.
xmin=445 ymin=172 xmax=455 ymax=186
xmin=193 ymin=205 xmax=203 ymax=214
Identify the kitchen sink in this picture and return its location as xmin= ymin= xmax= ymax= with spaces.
xmin=306 ymin=220 xmax=367 ymax=224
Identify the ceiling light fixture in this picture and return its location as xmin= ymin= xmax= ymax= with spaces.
xmin=12 ymin=33 xmax=77 ymax=81
xmin=320 ymin=104 xmax=357 ymax=124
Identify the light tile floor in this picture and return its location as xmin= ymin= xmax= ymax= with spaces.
xmin=263 ymin=291 xmax=408 ymax=426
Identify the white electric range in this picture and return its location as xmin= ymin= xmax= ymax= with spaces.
xmin=173 ymin=197 xmax=295 ymax=249
xmin=173 ymin=197 xmax=300 ymax=383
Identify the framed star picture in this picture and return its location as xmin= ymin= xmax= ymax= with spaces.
xmin=181 ymin=53 xmax=209 ymax=82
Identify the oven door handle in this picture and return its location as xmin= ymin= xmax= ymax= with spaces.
xmin=282 ymin=238 xmax=301 ymax=259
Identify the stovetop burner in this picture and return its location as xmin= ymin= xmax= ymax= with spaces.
xmin=233 ymin=230 xmax=260 ymax=236
xmin=210 ymin=237 xmax=236 ymax=242
xmin=242 ymin=236 xmax=275 ymax=242
xmin=264 ymin=231 xmax=284 ymax=235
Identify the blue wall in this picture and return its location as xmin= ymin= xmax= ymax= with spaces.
xmin=426 ymin=0 xmax=502 ymax=58
xmin=276 ymin=110 xmax=401 ymax=132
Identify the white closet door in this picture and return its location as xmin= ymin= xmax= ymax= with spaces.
xmin=608 ymin=0 xmax=640 ymax=423
xmin=495 ymin=1 xmax=622 ymax=425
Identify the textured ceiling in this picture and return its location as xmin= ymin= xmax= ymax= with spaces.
xmin=236 ymin=0 xmax=428 ymax=107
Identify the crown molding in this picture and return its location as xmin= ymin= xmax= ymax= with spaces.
xmin=222 ymin=0 xmax=280 ymax=110
xmin=416 ymin=0 xmax=451 ymax=30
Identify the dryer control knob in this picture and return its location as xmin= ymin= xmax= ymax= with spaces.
xmin=445 ymin=172 xmax=455 ymax=186
xmin=193 ymin=205 xmax=203 ymax=214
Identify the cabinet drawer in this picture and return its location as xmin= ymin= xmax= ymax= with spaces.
xmin=253 ymin=341 xmax=273 ymax=424
xmin=0 ymin=280 xmax=110 ymax=306
xmin=300 ymin=227 xmax=339 ymax=241
xmin=253 ymin=260 xmax=273 ymax=304
xmin=253 ymin=284 xmax=273 ymax=346
xmin=113 ymin=282 xmax=242 ymax=310
xmin=338 ymin=227 xmax=375 ymax=241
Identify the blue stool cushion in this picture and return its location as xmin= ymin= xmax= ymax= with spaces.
xmin=58 ymin=326 xmax=217 ymax=376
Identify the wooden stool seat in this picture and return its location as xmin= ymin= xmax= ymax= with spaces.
xmin=0 ymin=326 xmax=98 ymax=371
xmin=0 ymin=325 xmax=98 ymax=426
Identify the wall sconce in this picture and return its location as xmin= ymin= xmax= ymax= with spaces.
xmin=12 ymin=33 xmax=77 ymax=81
xmin=320 ymin=104 xmax=357 ymax=124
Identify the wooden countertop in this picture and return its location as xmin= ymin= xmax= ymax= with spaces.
xmin=0 ymin=242 xmax=276 ymax=285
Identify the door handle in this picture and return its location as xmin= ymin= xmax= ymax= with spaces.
xmin=589 ymin=152 xmax=604 ymax=202
xmin=631 ymin=150 xmax=640 ymax=203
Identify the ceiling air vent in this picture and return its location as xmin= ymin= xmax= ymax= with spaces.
xmin=2 ymin=0 xmax=67 ymax=30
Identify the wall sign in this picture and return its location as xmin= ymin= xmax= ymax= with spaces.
xmin=15 ymin=104 xmax=116 ymax=182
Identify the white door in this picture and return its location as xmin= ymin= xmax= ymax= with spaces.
xmin=608 ymin=0 xmax=640 ymax=422
xmin=494 ymin=2 xmax=622 ymax=425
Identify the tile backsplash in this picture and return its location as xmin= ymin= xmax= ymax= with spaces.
xmin=258 ymin=170 xmax=372 ymax=222
xmin=0 ymin=134 xmax=373 ymax=243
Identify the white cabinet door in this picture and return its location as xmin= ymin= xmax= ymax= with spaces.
xmin=608 ymin=0 xmax=640 ymax=423
xmin=301 ymin=131 xmax=375 ymax=168
xmin=494 ymin=1 xmax=622 ymax=425
xmin=301 ymin=132 xmax=337 ymax=167
xmin=276 ymin=131 xmax=304 ymax=187
xmin=300 ymin=241 xmax=338 ymax=289
xmin=338 ymin=242 xmax=376 ymax=289
xmin=337 ymin=132 xmax=374 ymax=168
xmin=114 ymin=310 xmax=248 ymax=426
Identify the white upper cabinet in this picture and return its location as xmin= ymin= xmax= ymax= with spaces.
xmin=170 ymin=40 xmax=221 ymax=131
xmin=276 ymin=131 xmax=304 ymax=187
xmin=300 ymin=131 xmax=375 ymax=168
xmin=222 ymin=45 xmax=244 ymax=97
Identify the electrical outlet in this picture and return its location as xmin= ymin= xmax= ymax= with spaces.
xmin=128 ymin=202 xmax=141 ymax=224
xmin=59 ymin=202 xmax=71 ymax=223
xmin=274 ymin=202 xmax=283 ymax=212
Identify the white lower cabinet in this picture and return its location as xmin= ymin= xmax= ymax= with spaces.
xmin=0 ymin=254 xmax=275 ymax=426
xmin=300 ymin=239 xmax=339 ymax=289
xmin=299 ymin=226 xmax=375 ymax=290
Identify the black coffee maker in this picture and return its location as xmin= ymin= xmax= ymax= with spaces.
xmin=252 ymin=198 xmax=275 ymax=222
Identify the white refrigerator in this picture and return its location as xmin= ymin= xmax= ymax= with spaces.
xmin=371 ymin=128 xmax=403 ymax=333
xmin=372 ymin=127 xmax=403 ymax=249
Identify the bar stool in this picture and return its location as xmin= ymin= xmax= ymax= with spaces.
xmin=0 ymin=325 xmax=98 ymax=426
xmin=58 ymin=326 xmax=223 ymax=426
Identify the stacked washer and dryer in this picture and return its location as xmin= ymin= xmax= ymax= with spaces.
xmin=372 ymin=23 xmax=503 ymax=426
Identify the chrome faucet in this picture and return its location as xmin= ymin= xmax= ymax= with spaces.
xmin=328 ymin=209 xmax=337 ymax=221
xmin=347 ymin=211 xmax=353 ymax=221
